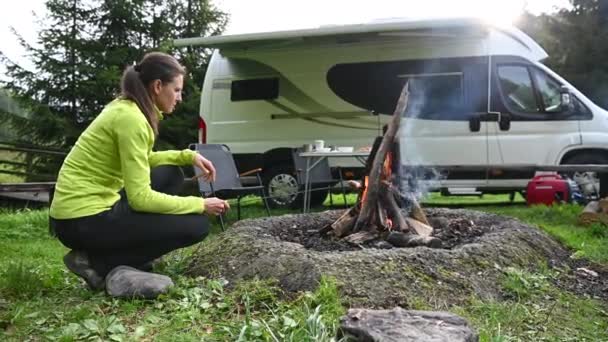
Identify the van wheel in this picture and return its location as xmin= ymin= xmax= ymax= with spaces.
xmin=264 ymin=164 xmax=329 ymax=209
xmin=562 ymin=152 xmax=608 ymax=199
xmin=264 ymin=165 xmax=300 ymax=208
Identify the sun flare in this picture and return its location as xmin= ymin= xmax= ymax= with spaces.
xmin=415 ymin=0 xmax=527 ymax=27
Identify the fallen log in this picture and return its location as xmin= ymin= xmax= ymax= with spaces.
xmin=599 ymin=198 xmax=608 ymax=214
xmin=579 ymin=201 xmax=601 ymax=225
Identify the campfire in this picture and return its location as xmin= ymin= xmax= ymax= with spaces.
xmin=321 ymin=82 xmax=441 ymax=248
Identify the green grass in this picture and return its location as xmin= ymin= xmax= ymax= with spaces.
xmin=423 ymin=192 xmax=526 ymax=205
xmin=454 ymin=266 xmax=608 ymax=341
xmin=483 ymin=203 xmax=608 ymax=263
xmin=1 ymin=194 xmax=607 ymax=340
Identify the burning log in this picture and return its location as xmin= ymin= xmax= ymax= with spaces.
xmin=405 ymin=218 xmax=433 ymax=237
xmin=323 ymin=81 xmax=438 ymax=248
xmin=353 ymin=83 xmax=409 ymax=233
xmin=328 ymin=206 xmax=360 ymax=237
xmin=407 ymin=196 xmax=431 ymax=227
xmin=380 ymin=189 xmax=407 ymax=231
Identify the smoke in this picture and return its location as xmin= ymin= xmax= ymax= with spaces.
xmin=397 ymin=78 xmax=446 ymax=203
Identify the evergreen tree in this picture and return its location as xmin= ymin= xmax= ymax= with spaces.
xmin=153 ymin=0 xmax=228 ymax=150
xmin=1 ymin=0 xmax=99 ymax=179
xmin=1 ymin=0 xmax=228 ymax=180
xmin=518 ymin=0 xmax=608 ymax=109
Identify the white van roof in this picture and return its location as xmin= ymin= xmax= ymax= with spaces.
xmin=173 ymin=17 xmax=548 ymax=61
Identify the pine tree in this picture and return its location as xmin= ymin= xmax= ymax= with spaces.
xmin=1 ymin=0 xmax=228 ymax=180
xmin=153 ymin=0 xmax=228 ymax=150
xmin=1 ymin=0 xmax=99 ymax=180
xmin=518 ymin=0 xmax=608 ymax=109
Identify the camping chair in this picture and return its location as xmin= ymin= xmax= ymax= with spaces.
xmin=191 ymin=144 xmax=271 ymax=231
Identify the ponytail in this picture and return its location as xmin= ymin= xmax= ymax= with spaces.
xmin=120 ymin=52 xmax=186 ymax=136
xmin=121 ymin=66 xmax=159 ymax=134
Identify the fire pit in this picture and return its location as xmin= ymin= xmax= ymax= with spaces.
xmin=322 ymin=83 xmax=440 ymax=248
xmin=185 ymin=207 xmax=593 ymax=308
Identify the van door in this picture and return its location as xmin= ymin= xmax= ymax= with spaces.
xmin=401 ymin=67 xmax=490 ymax=190
xmin=327 ymin=57 xmax=490 ymax=190
xmin=489 ymin=56 xmax=582 ymax=185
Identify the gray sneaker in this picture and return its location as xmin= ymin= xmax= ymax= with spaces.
xmin=105 ymin=266 xmax=173 ymax=299
xmin=63 ymin=250 xmax=105 ymax=291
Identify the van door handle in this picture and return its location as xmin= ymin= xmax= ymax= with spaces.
xmin=479 ymin=111 xmax=511 ymax=131
xmin=469 ymin=112 xmax=511 ymax=132
xmin=479 ymin=112 xmax=500 ymax=122
xmin=469 ymin=116 xmax=481 ymax=132
xmin=469 ymin=112 xmax=499 ymax=132
xmin=498 ymin=113 xmax=511 ymax=131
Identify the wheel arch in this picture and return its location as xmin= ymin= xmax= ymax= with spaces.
xmin=262 ymin=148 xmax=295 ymax=176
xmin=559 ymin=148 xmax=608 ymax=164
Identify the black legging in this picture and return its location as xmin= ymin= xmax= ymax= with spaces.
xmin=50 ymin=165 xmax=210 ymax=276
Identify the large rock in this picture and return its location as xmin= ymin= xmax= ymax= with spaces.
xmin=338 ymin=308 xmax=478 ymax=342
xmin=105 ymin=266 xmax=173 ymax=299
xmin=186 ymin=208 xmax=572 ymax=308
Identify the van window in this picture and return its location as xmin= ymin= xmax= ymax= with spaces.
xmin=231 ymin=78 xmax=279 ymax=101
xmin=497 ymin=65 xmax=538 ymax=113
xmin=327 ymin=57 xmax=487 ymax=120
xmin=532 ymin=69 xmax=562 ymax=112
xmin=400 ymin=73 xmax=464 ymax=119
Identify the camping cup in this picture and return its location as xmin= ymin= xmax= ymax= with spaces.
xmin=314 ymin=140 xmax=324 ymax=151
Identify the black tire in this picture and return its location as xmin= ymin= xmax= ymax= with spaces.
xmin=562 ymin=152 xmax=608 ymax=199
xmin=263 ymin=164 xmax=329 ymax=209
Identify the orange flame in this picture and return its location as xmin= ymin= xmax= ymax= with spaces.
xmin=386 ymin=218 xmax=393 ymax=230
xmin=360 ymin=151 xmax=396 ymax=231
xmin=383 ymin=152 xmax=393 ymax=179
xmin=361 ymin=176 xmax=370 ymax=203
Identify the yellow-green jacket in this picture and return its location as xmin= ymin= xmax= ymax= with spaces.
xmin=50 ymin=98 xmax=204 ymax=219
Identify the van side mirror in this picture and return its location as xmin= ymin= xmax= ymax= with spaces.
xmin=560 ymin=86 xmax=572 ymax=112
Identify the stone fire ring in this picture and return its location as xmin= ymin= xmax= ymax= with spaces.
xmin=186 ymin=208 xmax=569 ymax=308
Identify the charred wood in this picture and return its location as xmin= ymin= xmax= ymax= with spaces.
xmin=380 ymin=185 xmax=408 ymax=232
xmin=328 ymin=207 xmax=359 ymax=237
xmin=386 ymin=231 xmax=442 ymax=248
xmin=405 ymin=217 xmax=433 ymax=237
xmin=344 ymin=231 xmax=379 ymax=245
xmin=354 ymin=82 xmax=409 ymax=232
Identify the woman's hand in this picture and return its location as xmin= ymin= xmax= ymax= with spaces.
xmin=193 ymin=153 xmax=216 ymax=182
xmin=204 ymin=197 xmax=230 ymax=216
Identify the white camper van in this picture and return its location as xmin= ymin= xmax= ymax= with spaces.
xmin=175 ymin=18 xmax=608 ymax=207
